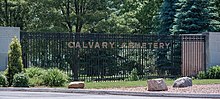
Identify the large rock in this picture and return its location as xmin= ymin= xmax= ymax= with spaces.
xmin=68 ymin=82 xmax=85 ymax=89
xmin=173 ymin=77 xmax=192 ymax=88
xmin=147 ymin=78 xmax=168 ymax=91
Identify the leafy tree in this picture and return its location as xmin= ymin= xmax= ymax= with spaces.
xmin=136 ymin=0 xmax=163 ymax=34
xmin=6 ymin=37 xmax=24 ymax=86
xmin=43 ymin=0 xmax=110 ymax=33
xmin=94 ymin=12 xmax=139 ymax=34
xmin=0 ymin=0 xmax=30 ymax=30
xmin=23 ymin=0 xmax=67 ymax=32
xmin=94 ymin=0 xmax=141 ymax=34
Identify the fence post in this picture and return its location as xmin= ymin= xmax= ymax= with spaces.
xmin=73 ymin=33 xmax=79 ymax=81
xmin=203 ymin=33 xmax=208 ymax=74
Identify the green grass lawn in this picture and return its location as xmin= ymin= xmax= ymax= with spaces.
xmin=85 ymin=79 xmax=220 ymax=89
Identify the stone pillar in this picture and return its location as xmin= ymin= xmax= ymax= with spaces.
xmin=0 ymin=27 xmax=20 ymax=71
xmin=205 ymin=32 xmax=220 ymax=69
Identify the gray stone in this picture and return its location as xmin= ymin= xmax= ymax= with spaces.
xmin=0 ymin=27 xmax=20 ymax=71
xmin=68 ymin=82 xmax=85 ymax=89
xmin=173 ymin=77 xmax=192 ymax=88
xmin=147 ymin=78 xmax=168 ymax=91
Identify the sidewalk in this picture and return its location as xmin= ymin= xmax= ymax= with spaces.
xmin=0 ymin=87 xmax=220 ymax=98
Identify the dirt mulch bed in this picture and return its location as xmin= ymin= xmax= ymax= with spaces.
xmin=98 ymin=84 xmax=220 ymax=94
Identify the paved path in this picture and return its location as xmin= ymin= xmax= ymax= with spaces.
xmin=0 ymin=91 xmax=204 ymax=99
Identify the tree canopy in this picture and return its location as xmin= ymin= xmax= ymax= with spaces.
xmin=172 ymin=0 xmax=220 ymax=34
xmin=0 ymin=0 xmax=220 ymax=34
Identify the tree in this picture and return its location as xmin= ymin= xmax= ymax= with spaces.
xmin=6 ymin=37 xmax=24 ymax=86
xmin=208 ymin=0 xmax=220 ymax=32
xmin=155 ymin=0 xmax=177 ymax=76
xmin=212 ymin=0 xmax=220 ymax=20
xmin=0 ymin=0 xmax=30 ymax=30
xmin=94 ymin=12 xmax=139 ymax=34
xmin=136 ymin=0 xmax=163 ymax=34
xmin=172 ymin=0 xmax=220 ymax=34
xmin=94 ymin=0 xmax=141 ymax=34
xmin=159 ymin=0 xmax=177 ymax=35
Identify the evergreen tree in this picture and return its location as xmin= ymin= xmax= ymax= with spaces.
xmin=208 ymin=0 xmax=220 ymax=31
xmin=159 ymin=0 xmax=177 ymax=35
xmin=156 ymin=0 xmax=177 ymax=76
xmin=6 ymin=37 xmax=24 ymax=86
xmin=172 ymin=0 xmax=220 ymax=34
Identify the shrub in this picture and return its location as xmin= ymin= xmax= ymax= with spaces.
xmin=42 ymin=68 xmax=69 ymax=87
xmin=29 ymin=77 xmax=44 ymax=87
xmin=25 ymin=67 xmax=45 ymax=87
xmin=6 ymin=37 xmax=24 ymax=86
xmin=197 ymin=71 xmax=207 ymax=79
xmin=207 ymin=65 xmax=220 ymax=79
xmin=25 ymin=67 xmax=45 ymax=78
xmin=12 ymin=73 xmax=29 ymax=87
xmin=127 ymin=68 xmax=139 ymax=81
xmin=0 ymin=74 xmax=8 ymax=87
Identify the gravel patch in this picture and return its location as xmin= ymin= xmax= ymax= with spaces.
xmin=96 ymin=84 xmax=220 ymax=94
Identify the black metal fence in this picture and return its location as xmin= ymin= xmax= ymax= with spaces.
xmin=20 ymin=32 xmax=205 ymax=81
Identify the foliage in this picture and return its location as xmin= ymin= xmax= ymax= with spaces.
xmin=208 ymin=1 xmax=220 ymax=32
xmin=6 ymin=37 xmax=23 ymax=86
xmin=127 ymin=68 xmax=139 ymax=81
xmin=12 ymin=73 xmax=29 ymax=87
xmin=155 ymin=0 xmax=176 ymax=76
xmin=94 ymin=0 xmax=144 ymax=34
xmin=25 ymin=67 xmax=45 ymax=86
xmin=158 ymin=0 xmax=176 ymax=35
xmin=136 ymin=0 xmax=163 ymax=34
xmin=0 ymin=74 xmax=8 ymax=87
xmin=197 ymin=71 xmax=207 ymax=79
xmin=172 ymin=0 xmax=220 ymax=34
xmin=28 ymin=78 xmax=43 ymax=87
xmin=213 ymin=0 xmax=220 ymax=18
xmin=42 ymin=68 xmax=69 ymax=87
xmin=25 ymin=67 xmax=45 ymax=78
xmin=207 ymin=65 xmax=220 ymax=79
xmin=95 ymin=12 xmax=139 ymax=34
xmin=0 ymin=0 xmax=30 ymax=30
xmin=1 ymin=0 xmax=220 ymax=33
xmin=197 ymin=66 xmax=220 ymax=79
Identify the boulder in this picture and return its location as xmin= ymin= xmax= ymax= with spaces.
xmin=68 ymin=81 xmax=85 ymax=89
xmin=147 ymin=78 xmax=168 ymax=91
xmin=173 ymin=77 xmax=192 ymax=88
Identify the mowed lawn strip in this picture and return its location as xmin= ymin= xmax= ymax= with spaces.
xmin=85 ymin=79 xmax=220 ymax=89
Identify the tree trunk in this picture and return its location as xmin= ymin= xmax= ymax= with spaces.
xmin=4 ymin=0 xmax=8 ymax=26
xmin=66 ymin=0 xmax=72 ymax=33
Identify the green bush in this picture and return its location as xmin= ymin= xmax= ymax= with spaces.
xmin=127 ymin=68 xmax=139 ymax=81
xmin=42 ymin=68 xmax=69 ymax=87
xmin=197 ymin=71 xmax=207 ymax=79
xmin=207 ymin=66 xmax=220 ymax=79
xmin=29 ymin=77 xmax=44 ymax=87
xmin=12 ymin=73 xmax=29 ymax=87
xmin=6 ymin=37 xmax=24 ymax=86
xmin=0 ymin=74 xmax=8 ymax=87
xmin=25 ymin=67 xmax=45 ymax=87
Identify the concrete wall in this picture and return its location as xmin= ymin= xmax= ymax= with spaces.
xmin=205 ymin=32 xmax=220 ymax=69
xmin=0 ymin=27 xmax=20 ymax=71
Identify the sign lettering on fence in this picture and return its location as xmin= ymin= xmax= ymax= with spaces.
xmin=68 ymin=41 xmax=170 ymax=49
